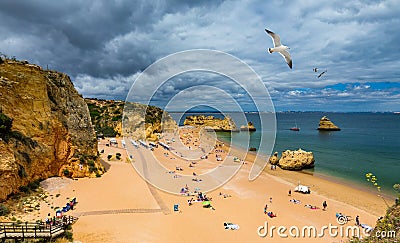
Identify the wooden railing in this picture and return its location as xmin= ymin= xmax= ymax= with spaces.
xmin=0 ymin=215 xmax=78 ymax=240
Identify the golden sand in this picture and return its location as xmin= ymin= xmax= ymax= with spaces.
xmin=16 ymin=128 xmax=390 ymax=242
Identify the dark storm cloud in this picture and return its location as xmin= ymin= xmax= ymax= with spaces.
xmin=0 ymin=0 xmax=399 ymax=111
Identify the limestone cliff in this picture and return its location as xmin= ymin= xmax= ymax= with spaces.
xmin=317 ymin=116 xmax=341 ymax=131
xmin=122 ymin=102 xmax=177 ymax=141
xmin=183 ymin=115 xmax=238 ymax=132
xmin=86 ymin=99 xmax=178 ymax=141
xmin=269 ymin=149 xmax=315 ymax=170
xmin=0 ymin=59 xmax=103 ymax=201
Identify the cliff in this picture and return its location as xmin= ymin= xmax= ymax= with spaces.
xmin=0 ymin=58 xmax=103 ymax=201
xmin=86 ymin=99 xmax=178 ymax=141
xmin=183 ymin=115 xmax=237 ymax=132
xmin=317 ymin=116 xmax=341 ymax=131
xmin=122 ymin=102 xmax=177 ymax=141
xmin=268 ymin=149 xmax=315 ymax=170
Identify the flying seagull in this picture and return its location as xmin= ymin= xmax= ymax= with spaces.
xmin=265 ymin=29 xmax=292 ymax=69
xmin=313 ymin=67 xmax=318 ymax=72
xmin=317 ymin=70 xmax=327 ymax=78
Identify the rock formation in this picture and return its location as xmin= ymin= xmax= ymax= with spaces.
xmin=122 ymin=102 xmax=177 ymax=141
xmin=0 ymin=59 xmax=103 ymax=201
xmin=317 ymin=116 xmax=341 ymax=131
xmin=269 ymin=149 xmax=315 ymax=170
xmin=183 ymin=115 xmax=238 ymax=132
xmin=86 ymin=99 xmax=178 ymax=141
xmin=240 ymin=122 xmax=256 ymax=131
xmin=268 ymin=152 xmax=279 ymax=165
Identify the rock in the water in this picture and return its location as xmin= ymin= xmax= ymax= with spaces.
xmin=278 ymin=149 xmax=315 ymax=170
xmin=183 ymin=115 xmax=238 ymax=132
xmin=317 ymin=116 xmax=341 ymax=131
xmin=240 ymin=122 xmax=256 ymax=131
xmin=268 ymin=152 xmax=279 ymax=165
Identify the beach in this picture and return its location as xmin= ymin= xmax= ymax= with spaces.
xmin=15 ymin=128 xmax=390 ymax=242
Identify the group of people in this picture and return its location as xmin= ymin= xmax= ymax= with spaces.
xmin=45 ymin=197 xmax=77 ymax=228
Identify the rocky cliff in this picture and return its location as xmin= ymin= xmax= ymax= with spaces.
xmin=122 ymin=102 xmax=177 ymax=141
xmin=0 ymin=59 xmax=103 ymax=201
xmin=268 ymin=149 xmax=315 ymax=170
xmin=183 ymin=115 xmax=237 ymax=132
xmin=86 ymin=99 xmax=178 ymax=141
xmin=317 ymin=116 xmax=341 ymax=131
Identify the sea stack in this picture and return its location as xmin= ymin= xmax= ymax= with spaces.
xmin=317 ymin=116 xmax=341 ymax=131
xmin=278 ymin=149 xmax=315 ymax=171
xmin=240 ymin=122 xmax=256 ymax=131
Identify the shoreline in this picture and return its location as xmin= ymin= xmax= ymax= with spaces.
xmin=3 ymin=131 xmax=391 ymax=242
xmin=217 ymin=133 xmax=396 ymax=198
xmin=214 ymin=132 xmax=391 ymax=216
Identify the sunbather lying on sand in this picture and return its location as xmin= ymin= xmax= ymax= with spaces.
xmin=267 ymin=212 xmax=277 ymax=218
xmin=289 ymin=199 xmax=301 ymax=204
xmin=304 ymin=204 xmax=319 ymax=209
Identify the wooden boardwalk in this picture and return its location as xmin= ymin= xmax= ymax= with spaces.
xmin=74 ymin=208 xmax=162 ymax=217
xmin=0 ymin=216 xmax=77 ymax=241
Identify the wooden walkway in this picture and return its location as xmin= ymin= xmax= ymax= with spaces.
xmin=0 ymin=216 xmax=77 ymax=241
xmin=74 ymin=208 xmax=162 ymax=217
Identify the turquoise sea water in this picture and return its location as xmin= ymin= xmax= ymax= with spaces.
xmin=170 ymin=112 xmax=400 ymax=196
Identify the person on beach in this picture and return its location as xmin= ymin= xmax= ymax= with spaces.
xmin=45 ymin=213 xmax=51 ymax=228
xmin=269 ymin=197 xmax=273 ymax=203
xmin=356 ymin=215 xmax=360 ymax=226
xmin=264 ymin=204 xmax=268 ymax=214
xmin=288 ymin=190 xmax=291 ymax=196
xmin=322 ymin=201 xmax=327 ymax=211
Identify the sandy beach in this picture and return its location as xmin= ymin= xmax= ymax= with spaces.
xmin=16 ymin=128 xmax=390 ymax=242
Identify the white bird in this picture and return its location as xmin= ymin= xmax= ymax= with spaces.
xmin=265 ymin=29 xmax=292 ymax=69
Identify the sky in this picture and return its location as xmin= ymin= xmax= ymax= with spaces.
xmin=0 ymin=0 xmax=399 ymax=112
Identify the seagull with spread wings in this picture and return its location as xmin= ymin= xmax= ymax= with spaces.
xmin=265 ymin=29 xmax=292 ymax=69
xmin=317 ymin=70 xmax=327 ymax=78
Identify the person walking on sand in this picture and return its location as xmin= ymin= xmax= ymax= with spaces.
xmin=288 ymin=190 xmax=291 ymax=196
xmin=270 ymin=197 xmax=273 ymax=203
xmin=356 ymin=215 xmax=360 ymax=226
xmin=322 ymin=201 xmax=327 ymax=211
xmin=264 ymin=204 xmax=268 ymax=214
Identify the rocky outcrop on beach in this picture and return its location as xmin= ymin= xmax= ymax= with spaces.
xmin=183 ymin=115 xmax=237 ymax=132
xmin=269 ymin=149 xmax=315 ymax=170
xmin=122 ymin=102 xmax=177 ymax=141
xmin=86 ymin=98 xmax=177 ymax=141
xmin=0 ymin=59 xmax=103 ymax=201
xmin=317 ymin=116 xmax=341 ymax=131
xmin=268 ymin=152 xmax=279 ymax=165
xmin=240 ymin=122 xmax=256 ymax=131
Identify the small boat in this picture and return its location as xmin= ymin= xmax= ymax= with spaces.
xmin=290 ymin=120 xmax=300 ymax=131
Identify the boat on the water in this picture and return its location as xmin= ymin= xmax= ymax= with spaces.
xmin=290 ymin=120 xmax=300 ymax=131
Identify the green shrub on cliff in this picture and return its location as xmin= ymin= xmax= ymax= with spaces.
xmin=0 ymin=203 xmax=10 ymax=216
xmin=0 ymin=110 xmax=13 ymax=137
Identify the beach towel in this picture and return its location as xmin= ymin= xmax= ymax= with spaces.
xmin=224 ymin=222 xmax=239 ymax=230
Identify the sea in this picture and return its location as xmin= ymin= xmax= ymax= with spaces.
xmin=169 ymin=112 xmax=400 ymax=197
